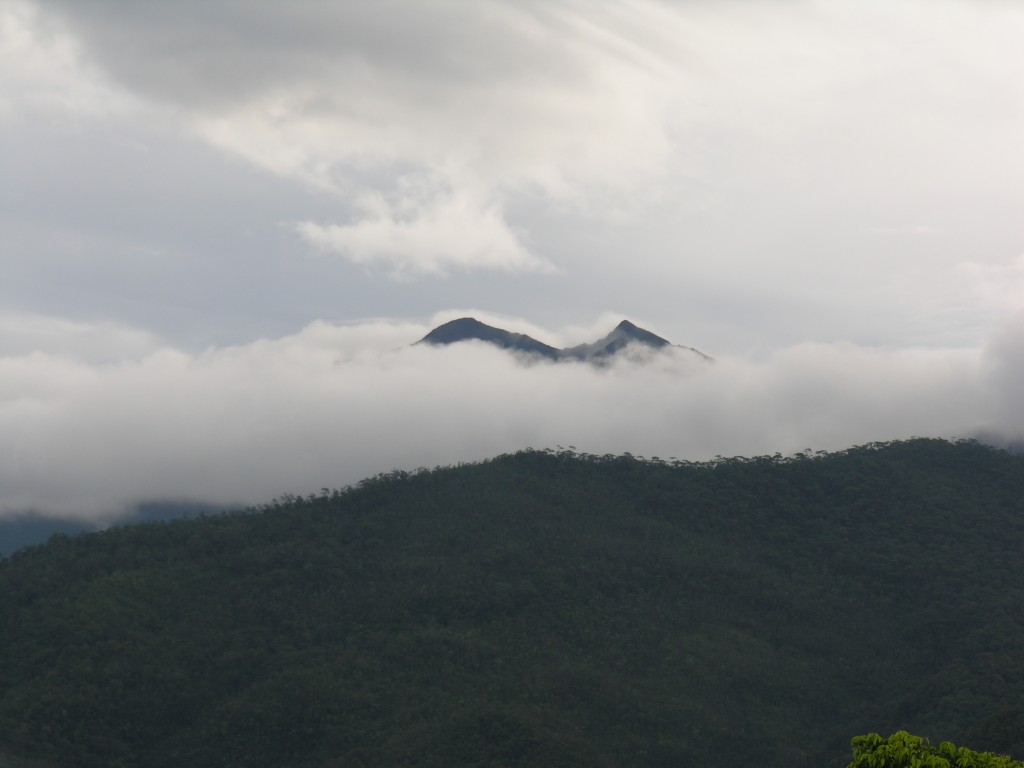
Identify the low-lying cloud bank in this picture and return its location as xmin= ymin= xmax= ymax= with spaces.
xmin=2 ymin=311 xmax=1022 ymax=521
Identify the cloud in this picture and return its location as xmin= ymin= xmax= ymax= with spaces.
xmin=956 ymin=254 xmax=1024 ymax=319
xmin=26 ymin=0 xmax=690 ymax=276
xmin=0 ymin=312 xmax=163 ymax=362
xmin=41 ymin=1 xmax=683 ymax=194
xmin=3 ymin=312 xmax=1020 ymax=522
xmin=295 ymin=185 xmax=554 ymax=278
xmin=983 ymin=310 xmax=1024 ymax=434
xmin=0 ymin=0 xmax=134 ymax=121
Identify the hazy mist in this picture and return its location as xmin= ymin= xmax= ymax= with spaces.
xmin=2 ymin=311 xmax=1020 ymax=521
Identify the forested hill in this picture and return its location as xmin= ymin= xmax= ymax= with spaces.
xmin=1 ymin=439 xmax=1023 ymax=768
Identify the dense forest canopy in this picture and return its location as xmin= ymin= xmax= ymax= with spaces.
xmin=1 ymin=439 xmax=1023 ymax=767
xmin=848 ymin=732 xmax=1024 ymax=768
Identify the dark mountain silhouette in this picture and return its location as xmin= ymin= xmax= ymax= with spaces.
xmin=418 ymin=317 xmax=709 ymax=362
xmin=418 ymin=317 xmax=561 ymax=360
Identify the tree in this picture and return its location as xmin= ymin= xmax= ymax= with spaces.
xmin=848 ymin=731 xmax=1024 ymax=768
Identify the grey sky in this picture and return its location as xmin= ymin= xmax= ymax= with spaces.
xmin=2 ymin=0 xmax=1024 ymax=518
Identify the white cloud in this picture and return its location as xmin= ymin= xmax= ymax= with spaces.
xmin=0 ymin=0 xmax=134 ymax=121
xmin=179 ymin=2 xmax=685 ymax=200
xmin=2 ymin=312 xmax=1019 ymax=522
xmin=0 ymin=312 xmax=163 ymax=362
xmin=982 ymin=310 xmax=1024 ymax=432
xmin=957 ymin=254 xmax=1024 ymax=319
xmin=296 ymin=184 xmax=555 ymax=278
xmin=24 ymin=0 xmax=694 ymax=276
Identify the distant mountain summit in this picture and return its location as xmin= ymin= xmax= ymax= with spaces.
xmin=418 ymin=317 xmax=709 ymax=363
xmin=562 ymin=319 xmax=671 ymax=361
xmin=418 ymin=317 xmax=561 ymax=360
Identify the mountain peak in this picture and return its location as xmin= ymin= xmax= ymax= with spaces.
xmin=560 ymin=319 xmax=670 ymax=361
xmin=418 ymin=318 xmax=561 ymax=360
xmin=611 ymin=320 xmax=670 ymax=348
xmin=418 ymin=317 xmax=709 ymax=364
xmin=422 ymin=317 xmax=489 ymax=341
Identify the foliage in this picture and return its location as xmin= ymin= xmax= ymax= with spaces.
xmin=0 ymin=439 xmax=1022 ymax=767
xmin=849 ymin=731 xmax=1024 ymax=768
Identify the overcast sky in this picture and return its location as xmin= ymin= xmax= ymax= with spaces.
xmin=2 ymin=0 xmax=1024 ymax=520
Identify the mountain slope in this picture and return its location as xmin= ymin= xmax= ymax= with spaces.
xmin=418 ymin=317 xmax=562 ymax=360
xmin=1 ymin=440 xmax=1022 ymax=768
xmin=0 ymin=501 xmax=229 ymax=557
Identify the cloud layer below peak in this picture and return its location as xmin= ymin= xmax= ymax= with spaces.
xmin=2 ymin=311 xmax=1022 ymax=521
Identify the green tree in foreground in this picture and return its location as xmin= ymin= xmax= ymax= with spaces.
xmin=849 ymin=732 xmax=1024 ymax=768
